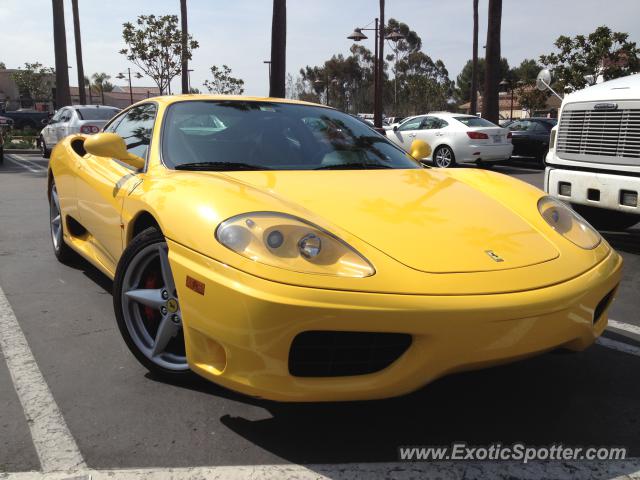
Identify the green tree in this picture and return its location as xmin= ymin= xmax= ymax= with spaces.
xmin=0 ymin=62 xmax=6 ymax=69
xmin=203 ymin=65 xmax=245 ymax=95
xmin=512 ymin=58 xmax=541 ymax=83
xmin=455 ymin=57 xmax=510 ymax=104
xmin=120 ymin=14 xmax=199 ymax=94
xmin=11 ymin=62 xmax=55 ymax=104
xmin=91 ymin=72 xmax=113 ymax=104
xmin=540 ymin=26 xmax=640 ymax=92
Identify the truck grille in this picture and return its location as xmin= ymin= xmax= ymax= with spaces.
xmin=557 ymin=107 xmax=640 ymax=161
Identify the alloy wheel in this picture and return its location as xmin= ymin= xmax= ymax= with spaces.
xmin=434 ymin=147 xmax=453 ymax=168
xmin=49 ymin=185 xmax=62 ymax=252
xmin=120 ymin=243 xmax=188 ymax=371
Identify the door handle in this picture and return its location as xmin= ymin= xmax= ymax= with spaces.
xmin=409 ymin=133 xmax=417 ymax=137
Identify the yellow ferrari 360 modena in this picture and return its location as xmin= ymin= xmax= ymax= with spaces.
xmin=47 ymin=95 xmax=622 ymax=402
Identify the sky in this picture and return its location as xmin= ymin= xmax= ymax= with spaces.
xmin=1 ymin=0 xmax=639 ymax=96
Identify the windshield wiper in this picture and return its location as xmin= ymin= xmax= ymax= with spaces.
xmin=314 ymin=163 xmax=392 ymax=170
xmin=174 ymin=162 xmax=271 ymax=171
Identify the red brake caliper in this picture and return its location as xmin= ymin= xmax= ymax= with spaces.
xmin=143 ymin=272 xmax=159 ymax=320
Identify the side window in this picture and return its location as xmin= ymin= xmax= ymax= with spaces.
xmin=113 ymin=103 xmax=157 ymax=159
xmin=437 ymin=119 xmax=449 ymax=128
xmin=398 ymin=116 xmax=424 ymax=131
xmin=420 ymin=117 xmax=439 ymax=129
xmin=50 ymin=110 xmax=64 ymax=124
xmin=59 ymin=109 xmax=72 ymax=123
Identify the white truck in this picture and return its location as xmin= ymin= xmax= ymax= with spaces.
xmin=542 ymin=73 xmax=640 ymax=230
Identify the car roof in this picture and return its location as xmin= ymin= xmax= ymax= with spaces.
xmin=73 ymin=105 xmax=120 ymax=109
xmin=135 ymin=94 xmax=329 ymax=110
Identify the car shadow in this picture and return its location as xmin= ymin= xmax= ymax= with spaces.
xmin=147 ymin=345 xmax=640 ymax=464
xmin=601 ymin=228 xmax=640 ymax=255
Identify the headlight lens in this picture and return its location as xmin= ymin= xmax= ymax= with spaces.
xmin=537 ymin=196 xmax=601 ymax=249
xmin=216 ymin=212 xmax=375 ymax=277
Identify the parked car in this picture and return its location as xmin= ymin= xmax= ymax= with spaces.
xmin=48 ymin=95 xmax=620 ymax=401
xmin=40 ymin=105 xmax=120 ymax=158
xmin=0 ymin=115 xmax=12 ymax=164
xmin=2 ymin=109 xmax=51 ymax=130
xmin=386 ymin=112 xmax=513 ymax=168
xmin=508 ymin=117 xmax=557 ymax=165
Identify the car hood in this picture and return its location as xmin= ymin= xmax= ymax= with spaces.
xmin=222 ymin=168 xmax=559 ymax=274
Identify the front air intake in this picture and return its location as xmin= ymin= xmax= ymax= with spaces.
xmin=289 ymin=331 xmax=412 ymax=377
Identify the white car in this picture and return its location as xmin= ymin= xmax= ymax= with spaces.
xmin=386 ymin=113 xmax=513 ymax=168
xmin=40 ymin=105 xmax=120 ymax=158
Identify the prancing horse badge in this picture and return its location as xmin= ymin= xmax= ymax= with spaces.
xmin=485 ymin=250 xmax=504 ymax=262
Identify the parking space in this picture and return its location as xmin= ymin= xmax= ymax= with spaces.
xmin=1 ymin=154 xmax=639 ymax=478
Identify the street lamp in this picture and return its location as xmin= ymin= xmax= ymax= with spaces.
xmin=348 ymin=21 xmax=381 ymax=126
xmin=500 ymin=79 xmax=515 ymax=120
xmin=313 ymin=75 xmax=336 ymax=106
xmin=117 ymin=68 xmax=143 ymax=105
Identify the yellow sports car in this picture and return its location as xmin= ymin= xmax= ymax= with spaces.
xmin=48 ymin=95 xmax=622 ymax=402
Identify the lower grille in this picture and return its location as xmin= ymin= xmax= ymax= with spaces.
xmin=289 ymin=331 xmax=412 ymax=377
xmin=594 ymin=287 xmax=617 ymax=325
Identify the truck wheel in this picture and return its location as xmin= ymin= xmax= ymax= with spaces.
xmin=572 ymin=204 xmax=639 ymax=231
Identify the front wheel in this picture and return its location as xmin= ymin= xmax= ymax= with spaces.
xmin=433 ymin=145 xmax=456 ymax=168
xmin=572 ymin=204 xmax=639 ymax=231
xmin=113 ymin=227 xmax=192 ymax=379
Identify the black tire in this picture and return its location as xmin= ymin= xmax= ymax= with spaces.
xmin=49 ymin=181 xmax=76 ymax=263
xmin=476 ymin=159 xmax=494 ymax=169
xmin=538 ymin=146 xmax=549 ymax=168
xmin=433 ymin=145 xmax=456 ymax=168
xmin=40 ymin=136 xmax=50 ymax=159
xmin=113 ymin=227 xmax=193 ymax=381
xmin=572 ymin=204 xmax=639 ymax=231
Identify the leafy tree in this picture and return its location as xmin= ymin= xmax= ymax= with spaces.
xmin=120 ymin=14 xmax=199 ymax=94
xmin=203 ymin=65 xmax=245 ymax=95
xmin=455 ymin=57 xmax=510 ymax=104
xmin=540 ymin=26 xmax=640 ymax=92
xmin=11 ymin=62 xmax=55 ymax=104
xmin=91 ymin=72 xmax=114 ymax=104
xmin=189 ymin=87 xmax=201 ymax=94
xmin=512 ymin=58 xmax=541 ymax=83
xmin=516 ymin=86 xmax=548 ymax=113
xmin=0 ymin=62 xmax=6 ymax=69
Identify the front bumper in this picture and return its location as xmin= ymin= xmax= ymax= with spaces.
xmin=168 ymin=239 xmax=622 ymax=402
xmin=545 ymin=166 xmax=640 ymax=215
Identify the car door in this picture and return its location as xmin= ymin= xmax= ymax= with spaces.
xmin=76 ymin=103 xmax=157 ymax=274
xmin=415 ymin=117 xmax=446 ymax=155
xmin=55 ymin=108 xmax=72 ymax=143
xmin=386 ymin=116 xmax=425 ymax=151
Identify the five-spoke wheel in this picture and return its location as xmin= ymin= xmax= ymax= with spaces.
xmin=114 ymin=227 xmax=190 ymax=377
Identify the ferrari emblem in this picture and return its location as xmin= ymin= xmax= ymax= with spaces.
xmin=166 ymin=298 xmax=179 ymax=313
xmin=485 ymin=250 xmax=504 ymax=262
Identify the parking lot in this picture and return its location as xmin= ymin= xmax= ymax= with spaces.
xmin=1 ymin=154 xmax=639 ymax=479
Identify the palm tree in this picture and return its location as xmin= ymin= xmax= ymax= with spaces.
xmin=52 ymin=0 xmax=71 ymax=107
xmin=71 ymin=0 xmax=86 ymax=104
xmin=470 ymin=0 xmax=479 ymax=115
xmin=482 ymin=0 xmax=502 ymax=124
xmin=269 ymin=0 xmax=286 ymax=97
xmin=92 ymin=72 xmax=112 ymax=105
xmin=180 ymin=0 xmax=189 ymax=94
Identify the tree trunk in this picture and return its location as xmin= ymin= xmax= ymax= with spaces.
xmin=482 ymin=0 xmax=502 ymax=124
xmin=71 ymin=0 xmax=86 ymax=104
xmin=52 ymin=0 xmax=71 ymax=108
xmin=470 ymin=0 xmax=478 ymax=115
xmin=180 ymin=0 xmax=189 ymax=94
xmin=269 ymin=0 xmax=286 ymax=98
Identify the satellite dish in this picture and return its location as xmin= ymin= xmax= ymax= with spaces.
xmin=536 ymin=69 xmax=552 ymax=91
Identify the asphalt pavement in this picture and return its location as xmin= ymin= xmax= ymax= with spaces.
xmin=0 ymin=154 xmax=639 ymax=479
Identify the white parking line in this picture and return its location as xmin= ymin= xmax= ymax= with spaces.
xmin=597 ymin=337 xmax=640 ymax=357
xmin=4 ymin=154 xmax=46 ymax=173
xmin=609 ymin=318 xmax=640 ymax=337
xmin=0 ymin=286 xmax=86 ymax=473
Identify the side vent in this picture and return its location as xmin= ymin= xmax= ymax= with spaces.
xmin=70 ymin=137 xmax=87 ymax=157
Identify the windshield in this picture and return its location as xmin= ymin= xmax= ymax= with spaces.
xmin=76 ymin=108 xmax=120 ymax=121
xmin=454 ymin=116 xmax=498 ymax=128
xmin=162 ymin=101 xmax=420 ymax=171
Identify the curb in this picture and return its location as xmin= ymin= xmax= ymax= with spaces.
xmin=4 ymin=149 xmax=40 ymax=154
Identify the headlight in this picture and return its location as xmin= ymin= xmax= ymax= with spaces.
xmin=537 ymin=196 xmax=601 ymax=249
xmin=215 ymin=212 xmax=375 ymax=277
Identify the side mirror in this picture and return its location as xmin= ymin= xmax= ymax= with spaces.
xmin=536 ymin=68 xmax=563 ymax=101
xmin=410 ymin=139 xmax=431 ymax=160
xmin=84 ymin=132 xmax=145 ymax=170
xmin=393 ymin=125 xmax=398 ymax=132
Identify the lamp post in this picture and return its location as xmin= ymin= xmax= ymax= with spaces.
xmin=117 ymin=68 xmax=143 ymax=105
xmin=347 ymin=1 xmax=391 ymax=129
xmin=313 ymin=74 xmax=336 ymax=106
